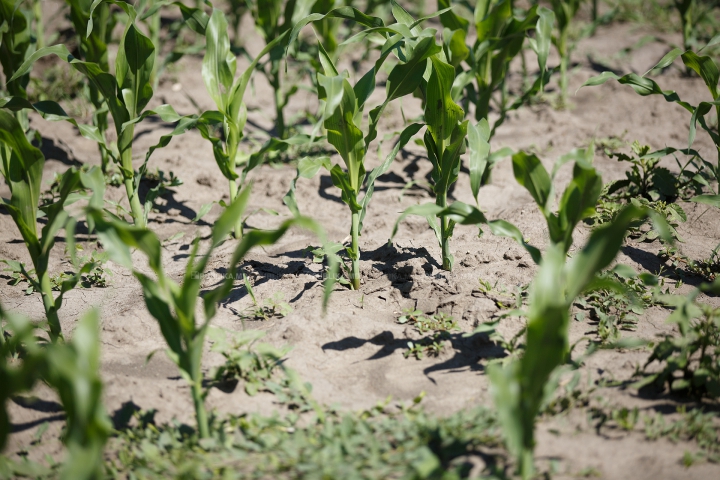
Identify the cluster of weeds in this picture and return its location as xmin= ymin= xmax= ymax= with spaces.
xmin=208 ymin=328 xmax=291 ymax=397
xmin=2 ymin=242 xmax=112 ymax=295
xmin=591 ymin=403 xmax=720 ymax=464
xmin=643 ymin=406 xmax=720 ymax=464
xmin=398 ymin=310 xmax=459 ymax=360
xmin=576 ymin=266 xmax=664 ymax=343
xmin=587 ymin=141 xmax=705 ymax=242
xmin=633 ymin=294 xmax=720 ymax=398
xmin=239 ymin=274 xmax=293 ymax=321
xmin=660 ymin=245 xmax=720 ymax=282
xmin=541 ymin=371 xmax=595 ymax=416
xmin=103 ymin=397 xmax=505 ymax=479
xmin=604 ymin=141 xmax=704 ymax=203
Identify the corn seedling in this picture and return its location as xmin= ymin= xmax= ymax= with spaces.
xmin=89 ymin=186 xmax=329 ymax=438
xmin=244 ymin=0 xmax=305 ymax=138
xmin=672 ymin=0 xmax=720 ymax=55
xmin=440 ymin=0 xmax=555 ymax=134
xmin=10 ymin=0 xmax=198 ymax=228
xmin=488 ymin=205 xmax=671 ymax=479
xmin=550 ymin=0 xmax=582 ymax=106
xmin=0 ymin=110 xmax=107 ymax=341
xmin=65 ymin=0 xmax=117 ymax=175
xmin=0 ymin=307 xmax=112 ymax=479
xmin=391 ymin=68 xmax=494 ymax=271
xmin=176 ymin=6 xmax=293 ymax=238
xmin=296 ymin=2 xmax=505 ymax=275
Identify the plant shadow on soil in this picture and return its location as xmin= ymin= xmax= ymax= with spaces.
xmin=321 ymin=329 xmax=505 ymax=383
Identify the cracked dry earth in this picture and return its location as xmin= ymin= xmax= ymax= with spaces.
xmin=2 ymin=4 xmax=720 ymax=479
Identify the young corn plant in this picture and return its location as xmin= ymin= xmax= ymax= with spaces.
xmin=178 ymin=6 xmax=291 ymax=238
xmin=390 ymin=56 xmax=494 ymax=271
xmin=286 ymin=3 xmax=454 ymax=287
xmin=245 ymin=0 xmax=302 ymax=138
xmin=10 ymin=0 xmax=194 ymax=228
xmin=581 ymin=37 xmax=720 ymax=230
xmin=89 ymin=186 xmax=330 ymax=438
xmin=488 ymin=205 xmax=671 ymax=479
xmin=387 ymin=151 xmax=671 ymax=477
xmin=550 ymin=0 xmax=582 ymax=106
xmin=0 ymin=110 xmax=106 ymax=342
xmin=439 ymin=0 xmax=555 ymax=134
xmin=315 ymin=51 xmax=422 ymax=288
xmin=65 ymin=0 xmax=117 ymax=175
xmin=0 ymin=307 xmax=112 ymax=478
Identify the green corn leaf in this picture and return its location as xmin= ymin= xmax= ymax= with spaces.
xmin=88 ymin=0 xmax=137 ymax=36
xmin=203 ymin=8 xmax=236 ymax=114
xmin=330 ymin=165 xmax=363 ymax=212
xmin=359 ymin=123 xmax=423 ymax=231
xmin=565 ymin=205 xmax=668 ymax=300
xmin=212 ymin=185 xmax=252 ymax=246
xmin=512 ymin=151 xmax=552 ymax=216
xmin=467 ymin=118 xmax=491 ymax=204
xmin=681 ymin=51 xmax=719 ymax=100
xmin=366 ymin=36 xmax=441 ymax=146
xmin=323 ymin=78 xmax=366 ymax=192
xmin=390 ymin=202 xmax=443 ymax=247
xmin=557 ymin=156 xmax=602 ymax=233
xmin=0 ymin=97 xmax=104 ymax=144
xmin=283 ymin=156 xmax=333 ymax=217
xmin=0 ymin=109 xmax=44 ymax=252
xmin=90 ymin=212 xmax=163 ymax=273
xmin=444 ymin=28 xmax=469 ymax=68
xmin=390 ymin=0 xmax=422 ymax=36
xmin=425 ymin=57 xmax=464 ymax=144
xmin=690 ymin=100 xmax=720 ymax=149
xmin=115 ymin=22 xmax=155 ymax=118
xmin=535 ymin=7 xmax=555 ymax=81
xmin=9 ymin=43 xmax=130 ymax=129
xmin=690 ymin=194 xmax=720 ymax=207
xmin=286 ymin=6 xmax=384 ymax=58
xmin=579 ymin=71 xmax=694 ymax=113
xmin=43 ymin=309 xmax=111 ymax=480
xmin=228 ymin=31 xmax=288 ymax=125
xmin=39 ymin=168 xmax=81 ymax=258
xmin=438 ymin=0 xmax=469 ymax=32
xmin=643 ymin=47 xmax=684 ymax=75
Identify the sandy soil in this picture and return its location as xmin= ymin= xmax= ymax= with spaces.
xmin=2 ymin=2 xmax=719 ymax=478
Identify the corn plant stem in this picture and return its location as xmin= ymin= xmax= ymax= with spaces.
xmin=39 ymin=272 xmax=61 ymax=341
xmin=227 ymin=126 xmax=243 ymax=239
xmin=119 ymin=125 xmax=145 ymax=228
xmin=559 ymin=39 xmax=569 ymax=107
xmin=351 ymin=210 xmax=361 ymax=290
xmin=191 ymin=381 xmax=209 ymax=438
xmin=269 ymin=59 xmax=286 ymax=139
xmin=520 ymin=448 xmax=534 ymax=480
xmin=437 ymin=191 xmax=452 ymax=271
xmin=94 ymin=112 xmax=110 ymax=174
